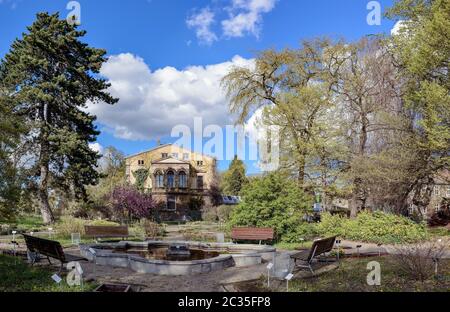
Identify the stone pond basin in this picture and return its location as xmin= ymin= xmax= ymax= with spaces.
xmin=80 ymin=241 xmax=276 ymax=276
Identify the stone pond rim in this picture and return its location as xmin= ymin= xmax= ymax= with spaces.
xmin=80 ymin=241 xmax=276 ymax=276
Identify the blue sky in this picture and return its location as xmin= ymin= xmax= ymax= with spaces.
xmin=0 ymin=0 xmax=397 ymax=174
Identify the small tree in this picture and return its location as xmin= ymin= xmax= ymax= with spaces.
xmin=221 ymin=155 xmax=248 ymax=195
xmin=228 ymin=172 xmax=313 ymax=240
xmin=111 ymin=186 xmax=156 ymax=222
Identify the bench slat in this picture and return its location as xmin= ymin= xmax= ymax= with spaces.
xmin=291 ymin=236 xmax=336 ymax=263
xmin=23 ymin=234 xmax=67 ymax=262
xmin=231 ymin=227 xmax=274 ymax=241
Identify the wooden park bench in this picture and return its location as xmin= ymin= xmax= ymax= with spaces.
xmin=84 ymin=225 xmax=129 ymax=242
xmin=290 ymin=236 xmax=337 ymax=275
xmin=23 ymin=234 xmax=87 ymax=273
xmin=231 ymin=227 xmax=274 ymax=244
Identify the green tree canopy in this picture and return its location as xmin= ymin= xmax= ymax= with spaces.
xmin=0 ymin=95 xmax=24 ymax=221
xmin=386 ymin=0 xmax=450 ymax=212
xmin=228 ymin=172 xmax=313 ymax=240
xmin=221 ymin=155 xmax=248 ymax=195
xmin=222 ymin=39 xmax=338 ymax=186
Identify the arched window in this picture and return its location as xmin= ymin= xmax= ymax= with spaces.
xmin=155 ymin=172 xmax=164 ymax=188
xmin=167 ymin=170 xmax=175 ymax=188
xmin=179 ymin=171 xmax=187 ymax=188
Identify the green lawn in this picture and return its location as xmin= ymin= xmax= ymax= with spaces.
xmin=289 ymin=256 xmax=450 ymax=292
xmin=274 ymin=241 xmax=313 ymax=251
xmin=1 ymin=214 xmax=48 ymax=234
xmin=0 ymin=255 xmax=96 ymax=292
xmin=428 ymin=226 xmax=450 ymax=238
xmin=234 ymin=256 xmax=450 ymax=292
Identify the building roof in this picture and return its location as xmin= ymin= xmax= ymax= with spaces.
xmin=125 ymin=143 xmax=214 ymax=161
xmin=125 ymin=144 xmax=172 ymax=159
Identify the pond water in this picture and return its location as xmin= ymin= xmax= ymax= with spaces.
xmin=107 ymin=245 xmax=220 ymax=261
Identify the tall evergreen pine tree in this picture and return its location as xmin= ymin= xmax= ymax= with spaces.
xmin=0 ymin=13 xmax=118 ymax=223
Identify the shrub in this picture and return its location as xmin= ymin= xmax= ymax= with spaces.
xmin=281 ymin=222 xmax=319 ymax=243
xmin=217 ymin=205 xmax=234 ymax=222
xmin=111 ymin=186 xmax=156 ymax=220
xmin=228 ymin=172 xmax=313 ymax=241
xmin=390 ymin=239 xmax=447 ymax=281
xmin=316 ymin=211 xmax=429 ymax=244
xmin=88 ymin=219 xmax=119 ymax=227
xmin=187 ymin=209 xmax=202 ymax=221
xmin=141 ymin=219 xmax=163 ymax=239
xmin=181 ymin=230 xmax=216 ymax=242
xmin=54 ymin=217 xmax=119 ymax=237
xmin=316 ymin=213 xmax=345 ymax=237
xmin=201 ymin=207 xmax=218 ymax=222
xmin=54 ymin=217 xmax=87 ymax=237
xmin=128 ymin=222 xmax=145 ymax=239
xmin=0 ymin=224 xmax=11 ymax=236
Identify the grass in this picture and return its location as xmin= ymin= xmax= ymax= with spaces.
xmin=0 ymin=255 xmax=96 ymax=292
xmin=15 ymin=215 xmax=47 ymax=231
xmin=275 ymin=241 xmax=313 ymax=251
xmin=0 ymin=214 xmax=47 ymax=235
xmin=289 ymin=256 xmax=450 ymax=292
xmin=428 ymin=226 xmax=450 ymax=238
xmin=234 ymin=256 xmax=450 ymax=292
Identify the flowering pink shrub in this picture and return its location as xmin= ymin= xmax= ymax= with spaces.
xmin=111 ymin=186 xmax=156 ymax=219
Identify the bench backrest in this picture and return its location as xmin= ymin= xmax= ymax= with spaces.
xmin=22 ymin=234 xmax=66 ymax=262
xmin=231 ymin=227 xmax=274 ymax=241
xmin=84 ymin=225 xmax=129 ymax=238
xmin=306 ymin=236 xmax=336 ymax=263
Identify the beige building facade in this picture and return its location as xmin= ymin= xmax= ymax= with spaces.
xmin=125 ymin=144 xmax=217 ymax=221
xmin=408 ymin=170 xmax=450 ymax=219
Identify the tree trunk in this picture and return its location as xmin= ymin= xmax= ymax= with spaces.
xmin=350 ymin=177 xmax=368 ymax=218
xmin=38 ymin=163 xmax=55 ymax=224
xmin=350 ymin=196 xmax=359 ymax=218
xmin=350 ymin=110 xmax=369 ymax=218
xmin=297 ymin=152 xmax=306 ymax=186
xmin=38 ymin=103 xmax=55 ymax=224
xmin=395 ymin=192 xmax=410 ymax=216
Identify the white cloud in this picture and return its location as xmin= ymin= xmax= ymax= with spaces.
xmin=89 ymin=142 xmax=103 ymax=154
xmin=244 ymin=106 xmax=280 ymax=171
xmin=222 ymin=0 xmax=277 ymax=38
xmin=244 ymin=107 xmax=265 ymax=141
xmin=186 ymin=0 xmax=278 ymax=44
xmin=186 ymin=7 xmax=218 ymax=45
xmin=391 ymin=20 xmax=406 ymax=36
xmin=87 ymin=53 xmax=254 ymax=141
